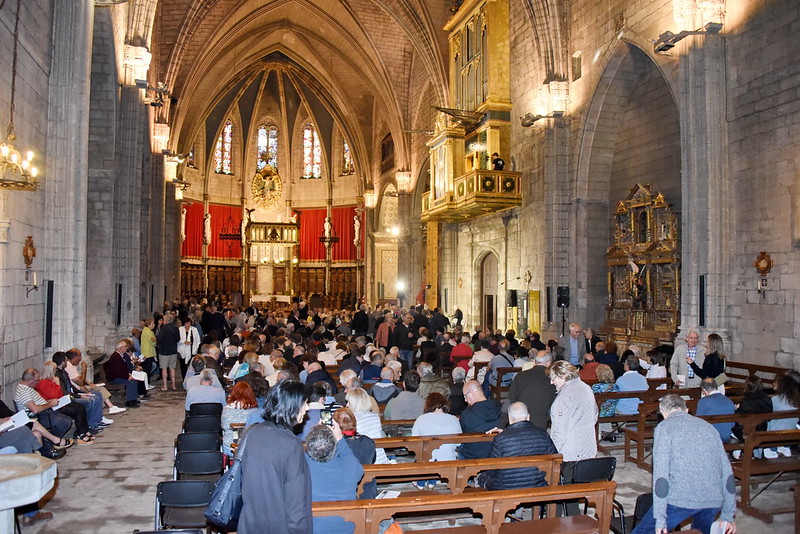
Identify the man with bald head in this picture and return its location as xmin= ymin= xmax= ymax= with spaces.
xmin=459 ymin=380 xmax=501 ymax=459
xmin=477 ymin=402 xmax=558 ymax=490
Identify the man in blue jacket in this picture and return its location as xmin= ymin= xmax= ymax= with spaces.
xmin=695 ymin=378 xmax=735 ymax=443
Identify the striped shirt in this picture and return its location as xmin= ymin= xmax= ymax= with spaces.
xmin=14 ymin=383 xmax=46 ymax=415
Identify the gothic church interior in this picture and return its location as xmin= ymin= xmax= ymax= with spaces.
xmin=0 ymin=0 xmax=798 ymax=398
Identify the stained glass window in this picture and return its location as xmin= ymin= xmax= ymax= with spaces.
xmin=342 ymin=139 xmax=354 ymax=175
xmin=214 ymin=120 xmax=233 ymax=174
xmin=257 ymin=124 xmax=279 ymax=171
xmin=302 ymin=123 xmax=322 ymax=179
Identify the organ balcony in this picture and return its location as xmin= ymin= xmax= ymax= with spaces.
xmin=421 ymin=169 xmax=522 ymax=222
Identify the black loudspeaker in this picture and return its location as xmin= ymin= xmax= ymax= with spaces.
xmin=699 ymin=275 xmax=706 ymax=327
xmin=44 ymin=280 xmax=54 ymax=348
xmin=557 ymin=286 xmax=570 ymax=308
xmin=546 ymin=287 xmax=552 ymax=322
xmin=506 ymin=289 xmax=518 ymax=307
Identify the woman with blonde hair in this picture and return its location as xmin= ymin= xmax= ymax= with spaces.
xmin=548 ymin=360 xmax=597 ymax=462
xmin=688 ymin=333 xmax=727 ymax=388
xmin=346 ymin=387 xmax=387 ymax=463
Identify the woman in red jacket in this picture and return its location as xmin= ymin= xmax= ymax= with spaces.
xmin=35 ymin=362 xmax=94 ymax=443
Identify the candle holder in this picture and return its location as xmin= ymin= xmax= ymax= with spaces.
xmin=25 ymin=269 xmax=38 ymax=297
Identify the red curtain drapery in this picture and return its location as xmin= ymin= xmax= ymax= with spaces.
xmin=181 ymin=202 xmax=204 ymax=258
xmin=298 ymin=206 xmax=360 ymax=261
xmin=207 ymin=204 xmax=242 ymax=259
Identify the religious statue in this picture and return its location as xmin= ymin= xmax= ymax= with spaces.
xmin=203 ymin=213 xmax=212 ymax=244
xmin=180 ymin=207 xmax=187 ymax=243
xmin=242 ymin=208 xmax=254 ymax=243
xmin=251 ymin=164 xmax=282 ymax=207
xmin=353 ymin=214 xmax=361 ymax=246
xmin=323 ymin=216 xmax=333 ymax=239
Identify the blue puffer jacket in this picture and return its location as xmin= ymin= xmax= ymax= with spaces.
xmin=479 ymin=420 xmax=558 ymax=490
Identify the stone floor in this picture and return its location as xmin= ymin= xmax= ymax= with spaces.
xmin=23 ymin=388 xmax=185 ymax=534
xmin=18 ymin=388 xmax=796 ymax=533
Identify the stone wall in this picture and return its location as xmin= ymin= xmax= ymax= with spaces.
xmin=726 ymin=0 xmax=800 ymax=367
xmin=434 ymin=0 xmax=800 ymax=372
xmin=0 ymin=1 xmax=54 ymax=400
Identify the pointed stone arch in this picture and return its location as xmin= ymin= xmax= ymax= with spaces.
xmin=573 ymin=41 xmax=682 ymax=329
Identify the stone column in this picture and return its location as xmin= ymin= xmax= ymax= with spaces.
xmin=45 ymin=0 xmax=94 ymax=350
xmin=542 ymin=119 xmax=573 ymax=334
xmin=677 ymin=33 xmax=732 ymax=345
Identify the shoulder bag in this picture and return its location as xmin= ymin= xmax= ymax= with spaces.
xmin=205 ymin=429 xmax=250 ymax=530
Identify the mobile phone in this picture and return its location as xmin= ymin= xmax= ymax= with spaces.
xmin=320 ymin=409 xmax=333 ymax=426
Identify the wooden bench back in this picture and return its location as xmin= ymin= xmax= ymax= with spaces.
xmin=358 ymin=454 xmax=563 ymax=496
xmin=374 ymin=432 xmax=493 ymax=463
xmin=725 ymin=361 xmax=787 ymax=387
xmin=313 ymin=480 xmax=616 ymax=534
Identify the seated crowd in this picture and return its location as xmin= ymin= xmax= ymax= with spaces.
xmin=10 ymin=294 xmax=800 ymax=532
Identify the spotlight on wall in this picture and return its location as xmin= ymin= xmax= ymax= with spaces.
xmin=520 ymin=111 xmax=564 ymax=127
xmin=135 ymin=80 xmax=170 ymax=107
xmin=162 ymin=149 xmax=186 ymax=163
xmin=653 ymin=21 xmax=723 ymax=53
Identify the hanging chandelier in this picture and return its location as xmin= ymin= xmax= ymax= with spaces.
xmin=0 ymin=0 xmax=39 ymax=191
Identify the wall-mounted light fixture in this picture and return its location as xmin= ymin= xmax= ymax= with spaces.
xmin=520 ymin=111 xmax=564 ymax=127
xmin=135 ymin=79 xmax=170 ymax=107
xmin=653 ymin=21 xmax=723 ymax=53
xmin=23 ymin=235 xmax=38 ymax=297
xmin=364 ymin=189 xmax=377 ymax=209
xmin=396 ymin=171 xmax=413 ymax=193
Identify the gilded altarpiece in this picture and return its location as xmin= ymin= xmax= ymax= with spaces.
xmin=601 ymin=184 xmax=680 ymax=347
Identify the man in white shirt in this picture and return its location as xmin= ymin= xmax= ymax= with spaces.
xmin=65 ymin=349 xmax=126 ymax=415
xmin=468 ymin=339 xmax=495 ymax=382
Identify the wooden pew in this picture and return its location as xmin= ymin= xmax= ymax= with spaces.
xmin=374 ymin=433 xmax=494 ymax=463
xmin=381 ymin=419 xmax=416 ymax=437
xmin=358 ymin=454 xmax=563 ymax=497
xmin=622 ymin=399 xmax=754 ymax=471
xmin=731 ymin=410 xmax=800 ymax=523
xmin=725 ymin=361 xmax=786 ymax=387
xmin=469 ymin=362 xmax=520 ymax=402
xmin=313 ymin=480 xmax=616 ymax=534
xmin=594 ymin=387 xmax=703 ymax=453
xmin=490 ymin=367 xmax=522 ymax=402
xmin=92 ymin=354 xmax=127 ymax=402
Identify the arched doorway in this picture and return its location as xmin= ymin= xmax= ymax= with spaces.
xmin=481 ymin=253 xmax=499 ymax=330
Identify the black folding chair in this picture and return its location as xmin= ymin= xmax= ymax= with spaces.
xmin=187 ymin=402 xmax=223 ymax=417
xmin=174 ymin=451 xmax=225 ymax=481
xmin=154 ymin=480 xmax=213 ymax=530
xmin=175 ymin=432 xmax=222 ymax=457
xmin=562 ymin=456 xmax=626 ymax=532
xmin=183 ymin=415 xmax=222 ymax=434
xmin=611 ymin=492 xmax=652 ymax=534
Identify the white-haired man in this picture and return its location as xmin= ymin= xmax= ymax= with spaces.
xmin=670 ymin=329 xmax=705 ymax=388
xmin=632 ymin=394 xmax=736 ymax=534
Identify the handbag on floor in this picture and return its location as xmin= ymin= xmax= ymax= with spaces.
xmin=205 ymin=430 xmax=249 ymax=530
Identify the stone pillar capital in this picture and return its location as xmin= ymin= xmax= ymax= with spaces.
xmin=123 ymin=44 xmax=151 ymax=85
